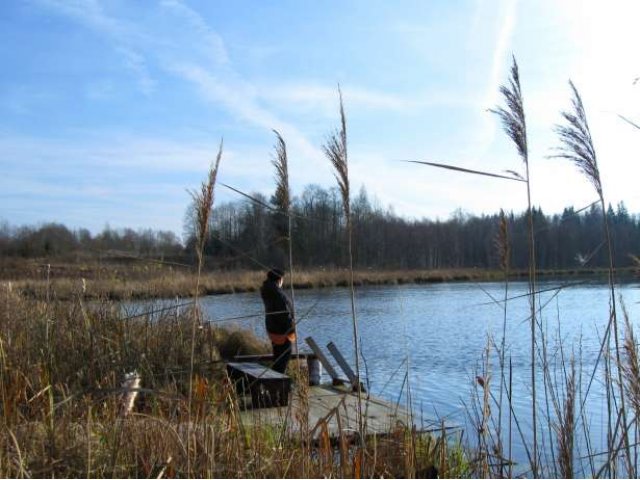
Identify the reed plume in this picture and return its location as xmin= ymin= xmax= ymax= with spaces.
xmin=490 ymin=58 xmax=527 ymax=164
xmin=554 ymin=82 xmax=602 ymax=196
xmin=322 ymin=85 xmax=365 ymax=455
xmin=191 ymin=140 xmax=224 ymax=268
xmin=491 ymin=55 xmax=539 ymax=477
xmin=554 ymin=81 xmax=634 ymax=477
xmin=272 ymin=130 xmax=290 ymax=214
xmin=324 ymin=92 xmax=350 ymax=221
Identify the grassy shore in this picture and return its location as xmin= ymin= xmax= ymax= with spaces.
xmin=2 ymin=260 xmax=639 ymax=477
xmin=1 ymin=258 xmax=629 ymax=301
xmin=0 ymin=281 xmax=469 ymax=478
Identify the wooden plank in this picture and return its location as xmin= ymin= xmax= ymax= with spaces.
xmin=233 ymin=352 xmax=316 ymax=362
xmin=227 ymin=362 xmax=289 ymax=380
xmin=326 ymin=342 xmax=357 ymax=384
xmin=305 ymin=337 xmax=342 ymax=381
xmin=237 ymin=385 xmax=422 ymax=439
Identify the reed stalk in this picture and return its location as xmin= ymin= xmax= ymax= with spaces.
xmin=187 ymin=140 xmax=223 ymax=476
xmin=490 ymin=56 xmax=539 ymax=477
xmin=478 ymin=341 xmax=491 ymax=478
xmin=508 ymin=356 xmax=513 ymax=478
xmin=621 ymin=303 xmax=640 ymax=425
xmin=322 ymin=86 xmax=365 ymax=453
xmin=271 ymin=130 xmax=313 ymax=475
xmin=271 ymin=130 xmax=299 ymax=356
xmin=621 ymin=301 xmax=640 ymax=474
xmin=495 ymin=209 xmax=510 ymax=477
xmin=554 ymin=81 xmax=634 ymax=476
xmin=556 ymin=356 xmax=576 ymax=479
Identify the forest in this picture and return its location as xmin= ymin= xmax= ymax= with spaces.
xmin=2 ymin=183 xmax=639 ymax=272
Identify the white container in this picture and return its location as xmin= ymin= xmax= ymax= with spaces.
xmin=307 ymin=357 xmax=322 ymax=386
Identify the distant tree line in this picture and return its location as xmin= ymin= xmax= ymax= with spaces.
xmin=0 ymin=222 xmax=183 ymax=260
xmin=2 ymin=184 xmax=639 ymax=271
xmin=200 ymin=184 xmax=640 ymax=271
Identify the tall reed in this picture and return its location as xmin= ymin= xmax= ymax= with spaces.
xmin=272 ymin=130 xmax=310 ymax=475
xmin=322 ymin=86 xmax=365 ymax=456
xmin=491 ymin=56 xmax=539 ymax=477
xmin=187 ymin=140 xmax=223 ymax=475
xmin=271 ymin=130 xmax=297 ymax=347
xmin=495 ymin=209 xmax=511 ymax=476
xmin=554 ymin=81 xmax=633 ymax=476
xmin=556 ymin=356 xmax=576 ymax=479
xmin=621 ymin=301 xmax=640 ymax=477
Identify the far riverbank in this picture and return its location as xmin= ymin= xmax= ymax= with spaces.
xmin=2 ymin=259 xmax=635 ymax=300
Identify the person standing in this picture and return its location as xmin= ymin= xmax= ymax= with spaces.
xmin=260 ymin=269 xmax=296 ymax=373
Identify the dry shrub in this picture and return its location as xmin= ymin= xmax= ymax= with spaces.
xmin=214 ymin=327 xmax=270 ymax=360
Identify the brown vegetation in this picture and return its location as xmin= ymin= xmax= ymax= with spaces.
xmin=0 ymin=282 xmax=466 ymax=478
xmin=3 ymin=259 xmax=623 ymax=302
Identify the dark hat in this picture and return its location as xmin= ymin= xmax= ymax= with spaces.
xmin=267 ymin=268 xmax=285 ymax=281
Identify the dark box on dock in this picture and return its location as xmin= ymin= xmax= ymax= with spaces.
xmin=226 ymin=362 xmax=291 ymax=408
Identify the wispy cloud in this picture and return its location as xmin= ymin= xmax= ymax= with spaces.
xmin=483 ymin=0 xmax=517 ymax=107
xmin=159 ymin=0 xmax=229 ymax=65
xmin=0 ymin=133 xmax=229 ymax=173
xmin=259 ymin=83 xmax=479 ymax=116
xmin=0 ymin=133 xmax=230 ymax=231
xmin=36 ymin=0 xmax=328 ymax=168
xmin=35 ymin=0 xmax=155 ymax=94
xmin=471 ymin=0 xmax=518 ymax=160
xmin=116 ymin=48 xmax=155 ymax=95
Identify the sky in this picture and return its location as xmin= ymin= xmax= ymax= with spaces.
xmin=1 ymin=0 xmax=640 ymax=235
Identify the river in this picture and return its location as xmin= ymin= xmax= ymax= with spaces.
xmin=139 ymin=277 xmax=640 ymax=475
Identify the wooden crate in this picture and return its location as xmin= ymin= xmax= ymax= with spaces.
xmin=226 ymin=362 xmax=291 ymax=408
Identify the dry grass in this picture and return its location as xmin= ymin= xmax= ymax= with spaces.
xmin=0 ymin=283 xmax=466 ymax=478
xmin=5 ymin=264 xmax=622 ymax=301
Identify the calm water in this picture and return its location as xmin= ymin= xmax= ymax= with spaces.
xmin=136 ymin=278 xmax=640 ymax=474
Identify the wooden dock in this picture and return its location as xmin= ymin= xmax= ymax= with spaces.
xmin=232 ymin=339 xmax=448 ymax=440
xmin=238 ymin=383 xmax=422 ymax=439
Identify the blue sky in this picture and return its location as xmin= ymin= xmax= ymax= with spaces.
xmin=1 ymin=0 xmax=640 ymax=234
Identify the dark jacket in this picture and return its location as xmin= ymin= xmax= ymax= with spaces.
xmin=260 ymin=279 xmax=294 ymax=335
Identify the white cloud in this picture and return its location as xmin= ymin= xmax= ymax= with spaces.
xmin=159 ymin=0 xmax=229 ymax=65
xmin=116 ymin=47 xmax=156 ymax=95
xmin=35 ymin=0 xmax=155 ymax=95
xmin=258 ymin=83 xmax=479 ymax=118
xmin=36 ymin=0 xmax=333 ymax=181
xmin=472 ymin=0 xmax=518 ymax=158
xmin=167 ymin=63 xmax=326 ymax=169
